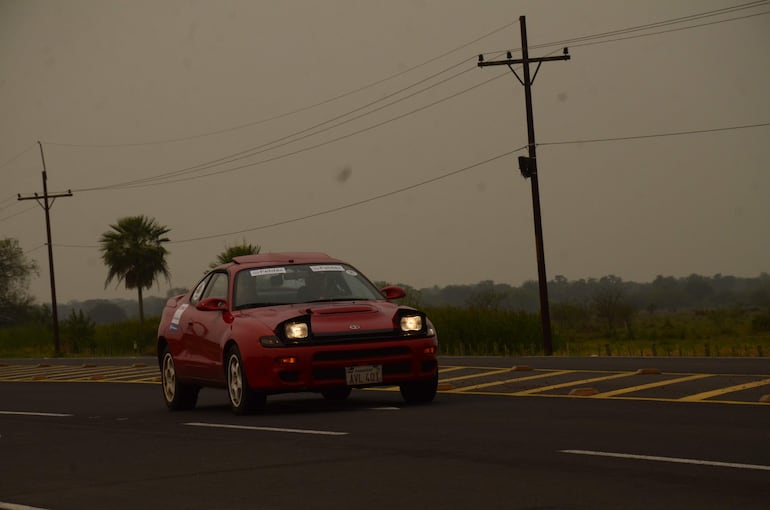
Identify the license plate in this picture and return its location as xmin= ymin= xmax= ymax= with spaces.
xmin=345 ymin=364 xmax=382 ymax=385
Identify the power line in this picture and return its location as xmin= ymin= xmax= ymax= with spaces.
xmin=563 ymin=10 xmax=770 ymax=52
xmin=539 ymin=122 xmax=770 ymax=147
xmin=0 ymin=143 xmax=36 ymax=172
xmin=47 ymin=120 xmax=770 ymax=248
xmin=167 ymin=146 xmax=529 ymax=244
xmin=54 ymin=120 xmax=770 ymax=203
xmin=51 ymin=243 xmax=97 ymax=249
xmin=75 ymin=57 xmax=489 ymax=191
xmin=42 ymin=1 xmax=767 ymax=150
xmin=162 ymin=122 xmax=769 ymax=242
xmin=0 ymin=205 xmax=36 ymax=223
xmin=0 ymin=195 xmax=21 ymax=209
xmin=527 ymin=0 xmax=769 ymax=52
xmin=41 ymin=20 xmax=521 ymax=148
xmin=23 ymin=244 xmax=46 ymax=255
xmin=52 ymin=146 xmax=528 ymax=249
xmin=62 ymin=4 xmax=769 ymax=193
xmin=74 ymin=70 xmax=510 ymax=192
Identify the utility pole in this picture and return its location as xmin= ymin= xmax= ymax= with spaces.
xmin=17 ymin=141 xmax=73 ymax=356
xmin=478 ymin=16 xmax=570 ymax=355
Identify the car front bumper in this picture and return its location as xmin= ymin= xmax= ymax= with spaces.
xmin=243 ymin=336 xmax=439 ymax=393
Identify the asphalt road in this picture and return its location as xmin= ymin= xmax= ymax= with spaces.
xmin=1 ymin=356 xmax=769 ymax=510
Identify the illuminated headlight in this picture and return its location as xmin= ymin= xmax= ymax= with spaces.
xmin=285 ymin=322 xmax=309 ymax=340
xmin=400 ymin=315 xmax=423 ymax=332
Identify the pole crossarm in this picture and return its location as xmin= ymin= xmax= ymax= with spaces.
xmin=479 ymin=50 xmax=570 ymax=85
xmin=477 ymin=54 xmax=571 ymax=67
xmin=17 ymin=190 xmax=73 ymax=209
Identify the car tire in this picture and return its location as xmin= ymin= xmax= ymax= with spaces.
xmin=399 ymin=372 xmax=438 ymax=404
xmin=321 ymin=387 xmax=352 ymax=401
xmin=226 ymin=345 xmax=266 ymax=415
xmin=161 ymin=347 xmax=199 ymax=411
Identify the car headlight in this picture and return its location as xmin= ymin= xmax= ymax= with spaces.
xmin=400 ymin=315 xmax=423 ymax=332
xmin=285 ymin=321 xmax=309 ymax=340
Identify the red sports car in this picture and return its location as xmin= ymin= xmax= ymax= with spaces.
xmin=156 ymin=252 xmax=439 ymax=414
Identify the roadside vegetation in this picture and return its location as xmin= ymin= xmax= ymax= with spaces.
xmin=2 ymin=232 xmax=769 ymax=358
xmin=1 ymin=302 xmax=768 ymax=359
xmin=428 ymin=305 xmax=770 ymax=357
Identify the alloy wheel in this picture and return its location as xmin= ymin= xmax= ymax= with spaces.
xmin=228 ymin=354 xmax=243 ymax=407
xmin=162 ymin=352 xmax=176 ymax=402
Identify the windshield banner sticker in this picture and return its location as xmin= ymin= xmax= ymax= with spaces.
xmin=250 ymin=267 xmax=287 ymax=276
xmin=310 ymin=265 xmax=345 ymax=272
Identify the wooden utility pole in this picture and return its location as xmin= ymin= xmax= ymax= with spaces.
xmin=17 ymin=141 xmax=73 ymax=355
xmin=478 ymin=16 xmax=571 ymax=355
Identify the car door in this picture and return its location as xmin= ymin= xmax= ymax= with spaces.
xmin=181 ymin=272 xmax=230 ymax=381
xmin=184 ymin=271 xmax=231 ymax=381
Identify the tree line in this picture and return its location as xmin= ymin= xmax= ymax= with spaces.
xmin=386 ymin=273 xmax=768 ymax=343
xmin=52 ymin=272 xmax=770 ymax=327
xmin=408 ymin=273 xmax=770 ymax=312
xmin=2 ymin=214 xmax=769 ymax=331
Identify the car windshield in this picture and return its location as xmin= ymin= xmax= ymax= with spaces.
xmin=232 ymin=263 xmax=385 ymax=309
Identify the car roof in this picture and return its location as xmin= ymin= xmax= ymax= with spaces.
xmin=227 ymin=252 xmax=343 ymax=268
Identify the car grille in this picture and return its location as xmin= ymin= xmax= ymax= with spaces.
xmin=312 ymin=346 xmax=410 ymax=361
xmin=311 ymin=330 xmax=400 ymax=343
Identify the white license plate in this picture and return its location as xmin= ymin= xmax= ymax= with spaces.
xmin=345 ymin=364 xmax=383 ymax=385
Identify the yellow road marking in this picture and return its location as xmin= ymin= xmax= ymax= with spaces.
xmin=0 ymin=365 xmax=85 ymax=378
xmin=0 ymin=364 xmax=158 ymax=382
xmin=48 ymin=366 xmax=156 ymax=379
xmin=595 ymin=374 xmax=713 ymax=397
xmin=3 ymin=363 xmax=770 ymax=406
xmin=514 ymin=371 xmax=637 ymax=395
xmin=679 ymin=377 xmax=770 ymax=402
xmin=442 ymin=364 xmax=522 ymax=371
xmin=437 ymin=366 xmax=466 ymax=374
xmin=439 ymin=367 xmax=512 ymax=383
xmin=449 ymin=370 xmax=575 ymax=392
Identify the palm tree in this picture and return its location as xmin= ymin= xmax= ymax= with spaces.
xmin=209 ymin=239 xmax=261 ymax=268
xmin=99 ymin=215 xmax=171 ymax=325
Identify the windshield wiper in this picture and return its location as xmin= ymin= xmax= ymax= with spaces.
xmin=234 ymin=303 xmax=286 ymax=310
xmin=303 ymin=297 xmax=371 ymax=303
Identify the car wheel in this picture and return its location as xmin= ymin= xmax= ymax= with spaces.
xmin=226 ymin=346 xmax=266 ymax=415
xmin=321 ymin=387 xmax=352 ymax=401
xmin=399 ymin=372 xmax=438 ymax=404
xmin=161 ymin=347 xmax=199 ymax=411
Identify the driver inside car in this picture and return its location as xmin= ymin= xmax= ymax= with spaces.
xmin=298 ymin=271 xmax=329 ymax=302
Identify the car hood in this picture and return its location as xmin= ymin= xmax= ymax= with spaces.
xmin=235 ymin=300 xmax=409 ymax=336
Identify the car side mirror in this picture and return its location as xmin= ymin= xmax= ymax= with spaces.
xmin=196 ymin=297 xmax=228 ymax=312
xmin=380 ymin=285 xmax=406 ymax=300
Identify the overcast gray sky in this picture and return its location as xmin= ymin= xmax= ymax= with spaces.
xmin=2 ymin=0 xmax=769 ymax=304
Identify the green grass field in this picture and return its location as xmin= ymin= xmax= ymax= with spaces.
xmin=1 ymin=307 xmax=768 ymax=358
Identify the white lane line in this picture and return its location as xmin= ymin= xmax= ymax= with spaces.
xmin=184 ymin=422 xmax=349 ymax=436
xmin=368 ymin=407 xmax=400 ymax=411
xmin=0 ymin=411 xmax=73 ymax=417
xmin=561 ymin=449 xmax=770 ymax=472
xmin=0 ymin=502 xmax=51 ymax=510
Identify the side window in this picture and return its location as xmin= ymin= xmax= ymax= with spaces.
xmin=201 ymin=272 xmax=229 ymax=301
xmin=189 ymin=275 xmax=211 ymax=306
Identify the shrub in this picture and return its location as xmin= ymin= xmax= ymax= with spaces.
xmin=61 ymin=309 xmax=96 ymax=354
